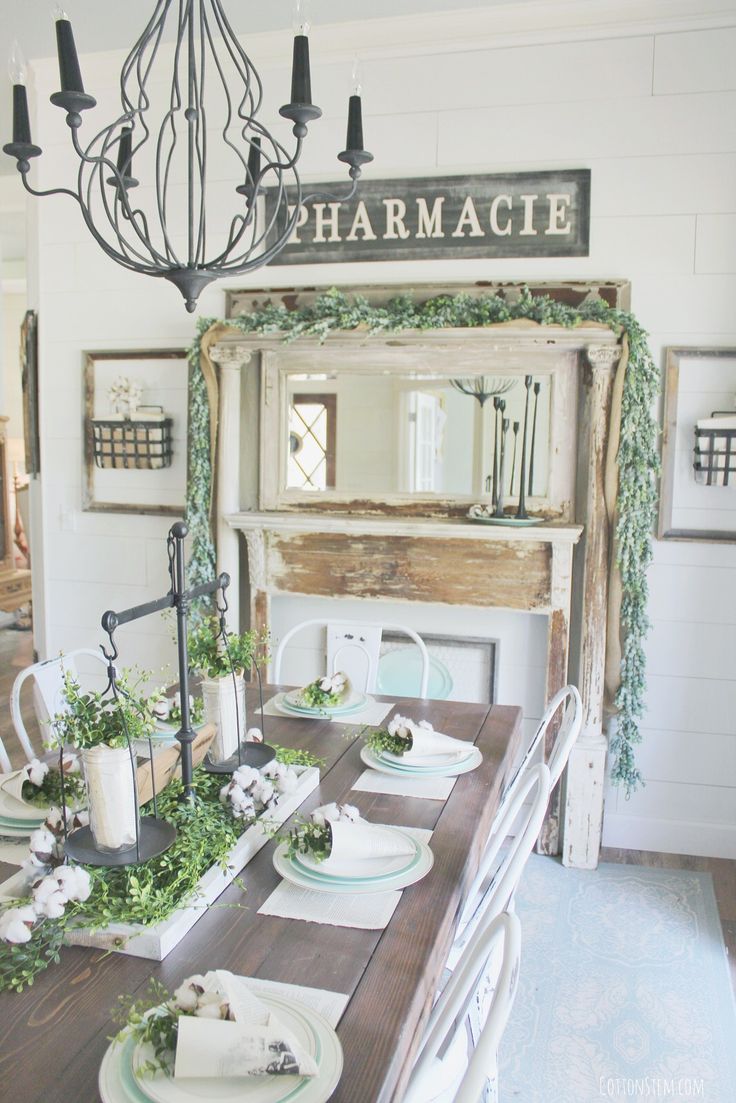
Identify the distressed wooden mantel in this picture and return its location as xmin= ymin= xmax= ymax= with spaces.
xmin=210 ymin=314 xmax=624 ymax=868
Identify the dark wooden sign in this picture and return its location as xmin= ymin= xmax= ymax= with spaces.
xmin=265 ymin=170 xmax=590 ymax=266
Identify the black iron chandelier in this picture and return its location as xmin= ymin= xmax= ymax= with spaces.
xmin=4 ymin=2 xmax=373 ymax=312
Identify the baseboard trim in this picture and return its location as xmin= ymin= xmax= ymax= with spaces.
xmin=602 ymin=813 xmax=736 ymax=859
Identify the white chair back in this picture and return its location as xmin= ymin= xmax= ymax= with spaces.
xmin=403 ymin=911 xmax=521 ymax=1103
xmin=5 ymin=649 xmax=110 ymax=771
xmin=272 ymin=618 xmax=431 ymax=698
xmin=494 ymin=684 xmax=582 ymax=828
xmin=452 ymin=762 xmax=550 ymax=959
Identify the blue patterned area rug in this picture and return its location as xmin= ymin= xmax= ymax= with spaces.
xmin=499 ymin=856 xmax=736 ymax=1103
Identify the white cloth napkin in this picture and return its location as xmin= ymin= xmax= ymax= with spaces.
xmin=263 ymin=694 xmax=395 ymax=728
xmin=322 ymin=820 xmax=415 ymax=868
xmin=0 ymin=837 xmax=30 ymax=866
xmin=387 ymin=723 xmax=471 ymax=763
xmin=174 ymin=970 xmax=319 ymax=1080
xmin=352 ymin=769 xmax=457 ymax=801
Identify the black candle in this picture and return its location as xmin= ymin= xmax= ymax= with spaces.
xmin=247 ymin=136 xmax=261 ymax=188
xmin=12 ymin=84 xmax=32 ymax=145
xmin=116 ymin=127 xmax=133 ymax=176
xmin=289 ymin=35 xmax=312 ymax=106
xmin=55 ymin=17 xmax=85 ymax=94
xmin=345 ymin=95 xmax=364 ymax=153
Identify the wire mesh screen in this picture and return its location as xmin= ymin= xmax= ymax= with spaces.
xmin=91 ymin=416 xmax=173 ymax=470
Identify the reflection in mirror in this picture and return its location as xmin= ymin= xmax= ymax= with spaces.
xmin=285 ymin=372 xmax=552 ymax=499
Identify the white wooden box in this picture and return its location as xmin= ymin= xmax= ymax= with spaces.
xmin=1 ymin=766 xmax=319 ymax=962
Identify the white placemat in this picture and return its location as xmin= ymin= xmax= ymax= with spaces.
xmin=0 ymin=837 xmax=28 ymax=866
xmin=352 ymin=769 xmax=457 ymax=801
xmin=259 ymin=823 xmax=434 ymax=930
xmin=259 ymin=881 xmax=403 ymax=929
xmin=262 ymin=694 xmax=395 ymax=728
xmin=244 ymin=976 xmax=349 ymax=1028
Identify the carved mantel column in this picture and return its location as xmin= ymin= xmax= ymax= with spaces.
xmin=562 ymin=340 xmax=622 ymax=869
xmin=208 ymin=343 xmax=252 ymax=632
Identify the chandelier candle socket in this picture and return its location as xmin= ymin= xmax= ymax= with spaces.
xmin=3 ymin=0 xmax=373 ymax=311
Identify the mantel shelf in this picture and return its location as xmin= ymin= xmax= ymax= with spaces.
xmin=226 ymin=510 xmax=583 ymax=545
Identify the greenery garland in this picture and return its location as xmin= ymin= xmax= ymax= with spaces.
xmin=186 ymin=288 xmax=659 ymax=793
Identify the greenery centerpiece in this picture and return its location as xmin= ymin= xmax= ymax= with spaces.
xmin=187 ymin=617 xmax=262 ymax=763
xmin=50 ymin=671 xmax=159 ymax=852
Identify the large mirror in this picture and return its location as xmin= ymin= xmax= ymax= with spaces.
xmin=282 ymin=370 xmax=552 ymax=501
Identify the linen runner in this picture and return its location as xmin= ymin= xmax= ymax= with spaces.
xmin=352 ymin=769 xmax=456 ymax=801
xmin=243 ymin=976 xmax=350 ymax=1028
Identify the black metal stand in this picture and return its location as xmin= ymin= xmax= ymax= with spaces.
xmin=99 ymin=521 xmax=229 ymax=801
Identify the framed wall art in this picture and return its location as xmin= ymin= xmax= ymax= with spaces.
xmin=83 ymin=349 xmax=188 ymax=516
xmin=658 ymin=346 xmax=736 ymax=542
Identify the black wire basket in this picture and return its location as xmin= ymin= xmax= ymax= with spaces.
xmin=693 ymin=425 xmax=736 ymax=487
xmin=90 ymin=406 xmax=173 ymax=470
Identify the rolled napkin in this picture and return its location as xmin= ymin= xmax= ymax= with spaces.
xmin=173 ymin=970 xmax=318 ymax=1080
xmin=321 ymin=818 xmax=415 ymax=868
xmin=298 ymin=671 xmax=351 ymax=709
xmin=382 ymin=714 xmax=471 ymax=763
xmin=3 ymin=754 xmax=83 ymax=810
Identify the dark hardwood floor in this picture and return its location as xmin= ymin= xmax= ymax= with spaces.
xmin=0 ymin=628 xmax=733 ymax=993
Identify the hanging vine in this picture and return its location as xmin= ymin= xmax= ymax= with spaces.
xmin=186 ymin=287 xmax=660 ymax=794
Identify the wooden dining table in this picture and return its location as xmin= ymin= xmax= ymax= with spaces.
xmin=0 ymin=688 xmax=522 ymax=1103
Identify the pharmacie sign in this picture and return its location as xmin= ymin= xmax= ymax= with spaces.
xmin=266 ymin=170 xmax=590 ymax=265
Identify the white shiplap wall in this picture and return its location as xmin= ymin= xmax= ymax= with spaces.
xmin=23 ymin=0 xmax=736 ymax=857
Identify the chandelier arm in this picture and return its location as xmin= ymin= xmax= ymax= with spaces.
xmin=303 ymin=176 xmax=361 ymax=204
xmin=211 ymin=190 xmax=307 ymax=272
xmin=207 ymin=1 xmax=258 ymax=123
xmin=156 ymin=112 xmax=185 ymax=265
xmin=15 ymin=165 xmax=81 ymax=204
xmin=194 ymin=3 xmax=208 ymax=267
xmin=119 ymin=0 xmax=171 ymax=117
xmin=202 ymin=12 xmax=250 ymax=182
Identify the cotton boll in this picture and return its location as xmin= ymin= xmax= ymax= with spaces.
xmin=275 ymin=771 xmax=298 ymax=794
xmin=173 ymin=979 xmax=203 ymax=1012
xmin=36 ymin=892 xmax=67 ymax=919
xmin=55 ymin=865 xmax=91 ymax=903
xmin=233 ymin=765 xmax=260 ymax=791
xmin=318 ymin=677 xmax=333 ymax=692
xmin=340 ymin=804 xmax=360 ymax=823
xmin=152 ymin=698 xmax=171 ymax=721
xmin=44 ymin=808 xmax=65 ymax=833
xmin=29 ymin=827 xmax=56 ymax=861
xmin=0 ymin=905 xmax=37 ymax=944
xmin=25 ymin=758 xmax=49 ymax=788
xmin=33 ymin=874 xmax=69 ymax=906
xmin=312 ymin=802 xmax=340 ymax=826
xmin=219 ymin=784 xmax=231 ymax=806
xmin=69 ymin=809 xmax=89 ymax=830
xmin=246 ymin=727 xmax=263 ymax=744
xmin=229 ymin=785 xmax=247 ymax=805
xmin=263 ymin=759 xmax=286 ymax=780
xmin=62 ymin=752 xmax=80 ymax=775
xmin=252 ymin=779 xmax=275 ymax=807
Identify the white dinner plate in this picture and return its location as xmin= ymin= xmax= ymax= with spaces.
xmin=0 ymin=821 xmax=33 ymax=839
xmin=281 ymin=690 xmax=369 ymax=717
xmin=99 ymin=991 xmax=343 ymax=1103
xmin=273 ymin=837 xmax=433 ymax=895
xmin=381 ymin=748 xmax=473 ymax=769
xmin=360 ymin=744 xmax=483 ymax=778
xmin=0 ymin=789 xmax=47 ymax=826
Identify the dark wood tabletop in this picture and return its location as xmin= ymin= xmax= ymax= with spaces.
xmin=0 ymin=689 xmax=522 ymax=1103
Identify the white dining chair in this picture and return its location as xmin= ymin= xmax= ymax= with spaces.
xmin=492 ymin=683 xmax=582 ymax=836
xmin=5 ymin=648 xmax=111 ymax=772
xmin=446 ymin=762 xmax=550 ymax=976
xmin=272 ymin=618 xmax=431 ymax=698
xmin=402 ymin=910 xmax=522 ymax=1103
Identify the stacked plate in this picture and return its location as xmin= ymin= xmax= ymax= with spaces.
xmin=359 ymin=742 xmax=482 ymax=779
xmin=272 ymin=689 xmax=372 ymax=720
xmin=0 ymin=771 xmax=48 ymax=838
xmin=99 ymin=991 xmax=343 ymax=1103
xmin=273 ymin=826 xmax=433 ymax=895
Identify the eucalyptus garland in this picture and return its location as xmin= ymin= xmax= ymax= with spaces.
xmin=187 ymin=288 xmax=659 ymax=793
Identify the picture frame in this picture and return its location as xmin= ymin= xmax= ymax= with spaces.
xmin=658 ymin=346 xmax=736 ymax=542
xmin=83 ymin=349 xmax=188 ymax=516
xmin=20 ymin=310 xmax=40 ymax=477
